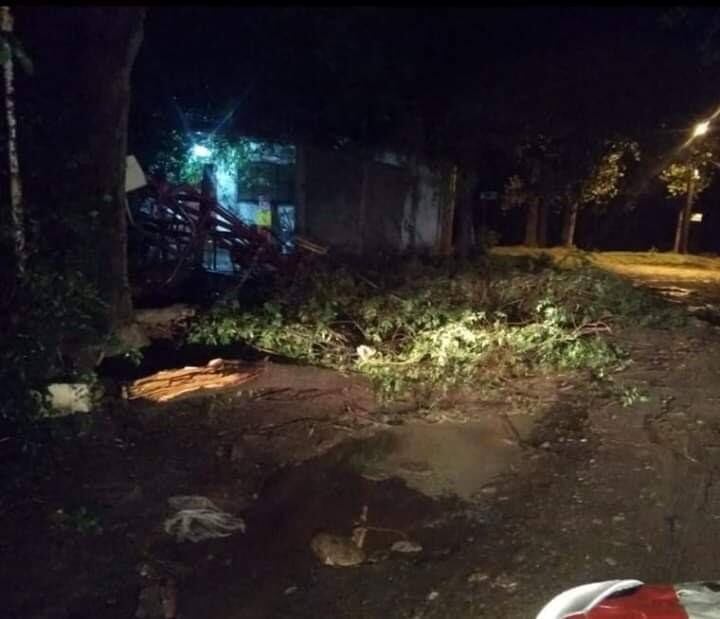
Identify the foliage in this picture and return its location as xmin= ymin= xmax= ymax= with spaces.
xmin=149 ymin=129 xmax=293 ymax=199
xmin=189 ymin=258 xmax=681 ymax=402
xmin=51 ymin=506 xmax=103 ymax=536
xmin=502 ymin=174 xmax=538 ymax=212
xmin=660 ymin=145 xmax=716 ymax=198
xmin=501 ymin=134 xmax=556 ymax=213
xmin=502 ymin=134 xmax=640 ymax=215
xmin=616 ymin=384 xmax=650 ymax=408
xmin=0 ymin=264 xmax=107 ymax=447
xmin=0 ymin=29 xmax=34 ymax=75
xmin=580 ymin=138 xmax=641 ymax=208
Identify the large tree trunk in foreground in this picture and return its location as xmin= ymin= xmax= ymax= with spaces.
xmin=66 ymin=8 xmax=145 ymax=331
xmin=1 ymin=6 xmax=26 ymax=278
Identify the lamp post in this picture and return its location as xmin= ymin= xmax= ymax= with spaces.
xmin=675 ymin=121 xmax=710 ymax=253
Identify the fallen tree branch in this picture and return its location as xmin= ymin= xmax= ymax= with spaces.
xmin=125 ymin=359 xmax=264 ymax=402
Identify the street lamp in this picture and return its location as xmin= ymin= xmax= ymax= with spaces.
xmin=192 ymin=144 xmax=212 ymax=158
xmin=692 ymin=120 xmax=710 ymax=139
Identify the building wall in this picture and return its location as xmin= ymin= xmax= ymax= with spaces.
xmin=400 ymin=163 xmax=443 ymax=251
xmin=304 ymin=146 xmax=445 ymax=254
xmin=304 ymin=147 xmax=365 ymax=253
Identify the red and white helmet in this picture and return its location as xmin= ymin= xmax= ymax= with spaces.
xmin=537 ymin=579 xmax=720 ymax=618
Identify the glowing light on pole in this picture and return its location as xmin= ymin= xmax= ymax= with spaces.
xmin=192 ymin=143 xmax=212 ymax=158
xmin=692 ymin=120 xmax=710 ymax=139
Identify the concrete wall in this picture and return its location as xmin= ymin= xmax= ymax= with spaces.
xmin=304 ymin=146 xmax=445 ymax=254
xmin=401 ymin=163 xmax=443 ymax=251
xmin=304 ymin=147 xmax=365 ymax=253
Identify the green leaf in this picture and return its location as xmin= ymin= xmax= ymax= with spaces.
xmin=12 ymin=41 xmax=34 ymax=75
xmin=0 ymin=41 xmax=9 ymax=65
xmin=0 ymin=34 xmax=34 ymax=74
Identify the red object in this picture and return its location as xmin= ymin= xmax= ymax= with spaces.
xmin=539 ymin=580 xmax=720 ymax=618
xmin=564 ymin=585 xmax=685 ymax=618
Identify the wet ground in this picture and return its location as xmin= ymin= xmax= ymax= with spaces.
xmin=4 ymin=270 xmax=720 ymax=618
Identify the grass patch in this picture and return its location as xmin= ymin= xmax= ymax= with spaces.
xmin=493 ymin=246 xmax=720 ymax=284
xmin=189 ymin=255 xmax=684 ymax=403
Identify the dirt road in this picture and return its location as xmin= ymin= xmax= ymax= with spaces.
xmin=3 ymin=272 xmax=720 ymax=617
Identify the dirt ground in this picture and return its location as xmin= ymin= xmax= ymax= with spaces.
xmin=4 ymin=267 xmax=720 ymax=618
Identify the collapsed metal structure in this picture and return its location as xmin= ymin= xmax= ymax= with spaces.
xmin=129 ymin=174 xmax=325 ymax=287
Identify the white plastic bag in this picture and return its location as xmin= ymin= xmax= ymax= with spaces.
xmin=164 ymin=495 xmax=246 ymax=543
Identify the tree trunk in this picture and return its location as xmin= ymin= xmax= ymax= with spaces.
xmin=563 ymin=202 xmax=579 ymax=247
xmin=455 ymin=168 xmax=477 ymax=258
xmin=524 ymin=200 xmax=539 ymax=247
xmin=437 ymin=164 xmax=457 ymax=256
xmin=673 ymin=208 xmax=684 ymax=253
xmin=537 ymin=200 xmax=548 ymax=248
xmin=679 ymin=173 xmax=695 ymax=254
xmin=64 ymin=8 xmax=145 ymax=331
xmin=1 ymin=5 xmax=26 ymax=278
xmin=358 ymin=159 xmax=370 ymax=254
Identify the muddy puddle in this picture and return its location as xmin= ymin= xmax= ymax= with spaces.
xmin=347 ymin=417 xmax=531 ymax=501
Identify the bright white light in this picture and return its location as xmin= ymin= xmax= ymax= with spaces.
xmin=192 ymin=144 xmax=212 ymax=158
xmin=694 ymin=168 xmax=701 ymax=179
xmin=693 ymin=121 xmax=710 ymax=138
xmin=691 ymin=212 xmax=703 ymax=223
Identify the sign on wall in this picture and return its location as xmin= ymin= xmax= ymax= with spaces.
xmin=125 ymin=155 xmax=147 ymax=193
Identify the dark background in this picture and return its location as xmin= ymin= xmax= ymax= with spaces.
xmin=15 ymin=6 xmax=720 ymax=251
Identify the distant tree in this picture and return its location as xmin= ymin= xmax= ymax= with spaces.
xmin=502 ymin=175 xmax=540 ymax=247
xmin=501 ymin=134 xmax=558 ymax=247
xmin=501 ymin=134 xmax=640 ymax=248
xmin=558 ymin=137 xmax=640 ymax=247
xmin=660 ymin=142 xmax=716 ymax=253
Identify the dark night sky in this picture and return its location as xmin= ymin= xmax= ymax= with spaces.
xmin=13 ymin=6 xmax=719 ymax=167
xmin=11 ymin=6 xmax=720 ymax=250
xmin=122 ymin=6 xmax=720 ymax=250
xmin=127 ymin=7 xmax=719 ymax=156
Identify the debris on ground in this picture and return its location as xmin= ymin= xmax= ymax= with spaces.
xmin=467 ymin=571 xmax=491 ymax=584
xmin=125 ymin=359 xmax=263 ymax=402
xmin=46 ymin=382 xmax=93 ymax=414
xmin=163 ymin=495 xmax=246 ymax=542
xmin=295 ymin=236 xmax=328 ymax=255
xmin=310 ymin=532 xmax=366 ymax=567
xmin=135 ymin=304 xmax=198 ymax=339
xmin=391 ymin=540 xmax=423 ymax=554
xmin=135 ymin=580 xmax=177 ymax=619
